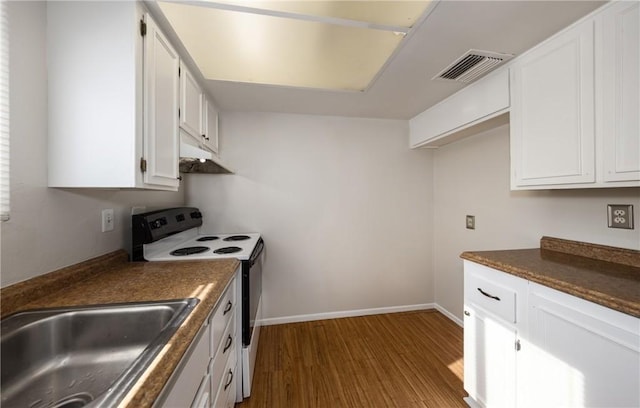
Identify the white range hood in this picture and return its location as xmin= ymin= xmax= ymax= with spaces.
xmin=179 ymin=135 xmax=233 ymax=174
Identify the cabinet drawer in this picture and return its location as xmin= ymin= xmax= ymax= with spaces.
xmin=223 ymin=364 xmax=238 ymax=408
xmin=210 ymin=316 xmax=236 ymax=396
xmin=465 ymin=265 xmax=518 ymax=323
xmin=213 ymin=352 xmax=238 ymax=408
xmin=210 ymin=278 xmax=236 ymax=356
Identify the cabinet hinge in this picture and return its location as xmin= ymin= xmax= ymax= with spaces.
xmin=140 ymin=20 xmax=147 ymax=37
xmin=515 ymin=339 xmax=521 ymax=351
xmin=140 ymin=158 xmax=147 ymax=173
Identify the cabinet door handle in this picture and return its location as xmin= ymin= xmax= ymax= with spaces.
xmin=223 ymin=300 xmax=233 ymax=315
xmin=223 ymin=369 xmax=234 ymax=390
xmin=223 ymin=334 xmax=233 ymax=353
xmin=464 ymin=310 xmax=471 ymax=316
xmin=477 ymin=287 xmax=501 ymax=301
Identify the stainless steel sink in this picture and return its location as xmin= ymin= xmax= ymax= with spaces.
xmin=1 ymin=298 xmax=199 ymax=408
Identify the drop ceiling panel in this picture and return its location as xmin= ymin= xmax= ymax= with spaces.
xmin=201 ymin=0 xmax=431 ymax=28
xmin=158 ymin=2 xmax=406 ymax=90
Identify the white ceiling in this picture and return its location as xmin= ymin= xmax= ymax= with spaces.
xmin=149 ymin=0 xmax=606 ymax=120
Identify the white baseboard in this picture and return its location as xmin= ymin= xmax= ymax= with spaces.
xmin=463 ymin=396 xmax=482 ymax=408
xmin=434 ymin=303 xmax=464 ymax=327
xmin=260 ymin=303 xmax=437 ymax=326
xmin=261 ymin=303 xmax=464 ymax=327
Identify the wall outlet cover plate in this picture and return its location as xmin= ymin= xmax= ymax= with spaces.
xmin=607 ymin=205 xmax=634 ymax=229
xmin=466 ymin=215 xmax=475 ymax=230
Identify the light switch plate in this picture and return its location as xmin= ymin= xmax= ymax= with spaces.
xmin=102 ymin=209 xmax=114 ymax=232
xmin=607 ymin=205 xmax=633 ymax=229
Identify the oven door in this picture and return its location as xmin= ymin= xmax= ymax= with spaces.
xmin=242 ymin=238 xmax=264 ymax=346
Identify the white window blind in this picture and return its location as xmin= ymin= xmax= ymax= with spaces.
xmin=0 ymin=0 xmax=9 ymax=222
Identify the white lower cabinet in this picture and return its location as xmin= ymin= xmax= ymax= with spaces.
xmin=463 ymin=307 xmax=517 ymax=408
xmin=157 ymin=320 xmax=211 ymax=408
xmin=156 ymin=271 xmax=240 ymax=407
xmin=520 ymin=282 xmax=640 ymax=408
xmin=464 ymin=261 xmax=640 ymax=408
xmin=463 ymin=261 xmax=527 ymax=408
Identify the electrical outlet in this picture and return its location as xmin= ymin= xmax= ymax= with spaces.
xmin=102 ymin=209 xmax=114 ymax=232
xmin=466 ymin=215 xmax=475 ymax=230
xmin=607 ymin=205 xmax=634 ymax=229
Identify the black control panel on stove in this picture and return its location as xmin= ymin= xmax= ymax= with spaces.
xmin=132 ymin=207 xmax=203 ymax=248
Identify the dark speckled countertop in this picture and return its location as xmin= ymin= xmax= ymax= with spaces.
xmin=461 ymin=236 xmax=640 ymax=318
xmin=0 ymin=250 xmax=241 ymax=408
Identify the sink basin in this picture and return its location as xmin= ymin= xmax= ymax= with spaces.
xmin=1 ymin=298 xmax=199 ymax=408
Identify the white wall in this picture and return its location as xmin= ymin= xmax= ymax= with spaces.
xmin=433 ymin=124 xmax=640 ymax=319
xmin=186 ymin=112 xmax=434 ymax=321
xmin=0 ymin=2 xmax=184 ymax=287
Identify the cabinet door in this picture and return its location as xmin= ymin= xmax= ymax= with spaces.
xmin=190 ymin=373 xmax=211 ymax=408
xmin=143 ymin=13 xmax=180 ymax=189
xmin=599 ymin=1 xmax=640 ymax=183
xmin=522 ymin=283 xmax=640 ymax=408
xmin=510 ymin=20 xmax=595 ymax=188
xmin=203 ymin=98 xmax=219 ymax=154
xmin=159 ymin=323 xmax=211 ymax=407
xmin=180 ymin=62 xmax=204 ymax=140
xmin=464 ymin=306 xmax=517 ymax=408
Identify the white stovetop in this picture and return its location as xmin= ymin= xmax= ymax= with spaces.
xmin=143 ymin=229 xmax=261 ymax=261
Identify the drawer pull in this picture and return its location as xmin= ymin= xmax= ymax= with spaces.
xmin=464 ymin=310 xmax=471 ymax=316
xmin=223 ymin=300 xmax=233 ymax=315
xmin=223 ymin=334 xmax=233 ymax=353
xmin=223 ymin=369 xmax=234 ymax=391
xmin=477 ymin=287 xmax=501 ymax=301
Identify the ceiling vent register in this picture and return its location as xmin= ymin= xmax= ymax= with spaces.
xmin=434 ymin=49 xmax=513 ymax=83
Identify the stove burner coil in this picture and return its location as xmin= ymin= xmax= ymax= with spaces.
xmin=196 ymin=236 xmax=220 ymax=241
xmin=223 ymin=235 xmax=251 ymax=242
xmin=214 ymin=246 xmax=242 ymax=254
xmin=170 ymin=246 xmax=210 ymax=256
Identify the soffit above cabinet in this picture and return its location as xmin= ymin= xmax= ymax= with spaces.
xmin=156 ymin=0 xmax=431 ymax=91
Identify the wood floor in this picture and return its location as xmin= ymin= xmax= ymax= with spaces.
xmin=237 ymin=310 xmax=466 ymax=408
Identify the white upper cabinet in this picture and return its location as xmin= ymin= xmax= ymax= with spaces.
xmin=410 ymin=69 xmax=510 ymax=148
xmin=511 ymin=1 xmax=640 ymax=190
xmin=47 ymin=2 xmax=180 ymax=190
xmin=510 ymin=19 xmax=596 ymax=188
xmin=598 ymin=1 xmax=640 ymax=183
xmin=180 ymin=62 xmax=204 ymax=140
xmin=179 ymin=62 xmax=220 ymax=156
xmin=143 ymin=13 xmax=180 ymax=189
xmin=203 ymin=98 xmax=220 ymax=154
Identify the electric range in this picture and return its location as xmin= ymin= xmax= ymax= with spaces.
xmin=131 ymin=207 xmax=264 ymax=400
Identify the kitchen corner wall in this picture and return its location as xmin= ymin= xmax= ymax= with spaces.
xmin=433 ymin=124 xmax=640 ymax=319
xmin=0 ymin=1 xmax=184 ymax=287
xmin=186 ymin=112 xmax=434 ymax=321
